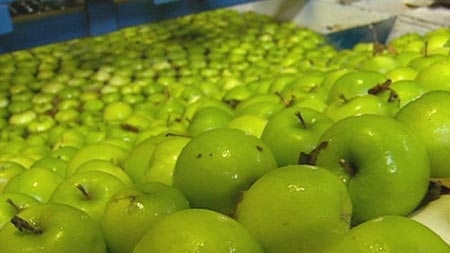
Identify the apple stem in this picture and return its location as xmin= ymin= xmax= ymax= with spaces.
xmin=338 ymin=93 xmax=348 ymax=103
xmin=423 ymin=41 xmax=429 ymax=57
xmin=295 ymin=111 xmax=307 ymax=129
xmin=6 ymin=198 xmax=22 ymax=213
xmin=299 ymin=140 xmax=328 ymax=165
xmin=76 ymin=184 xmax=91 ymax=200
xmin=275 ymin=91 xmax=295 ymax=107
xmin=10 ymin=215 xmax=43 ymax=234
xmin=367 ymin=79 xmax=400 ymax=104
xmin=165 ymin=132 xmax=191 ymax=138
xmin=338 ymin=158 xmax=355 ymax=176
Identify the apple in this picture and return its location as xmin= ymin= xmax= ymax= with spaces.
xmin=0 ymin=203 xmax=107 ymax=253
xmin=226 ymin=114 xmax=268 ymax=138
xmin=3 ymin=167 xmax=64 ymax=202
xmin=144 ymin=134 xmax=191 ymax=186
xmin=234 ymin=164 xmax=352 ymax=253
xmin=261 ymin=106 xmax=334 ymax=166
xmin=322 ymin=216 xmax=450 ymax=253
xmin=30 ymin=156 xmax=68 ymax=178
xmin=101 ymin=182 xmax=190 ymax=253
xmin=385 ymin=66 xmax=418 ymax=82
xmin=324 ymin=94 xmax=393 ymax=122
xmin=66 ymin=143 xmax=129 ymax=176
xmin=0 ymin=192 xmax=39 ymax=229
xmin=133 ymin=208 xmax=263 ymax=253
xmin=74 ymin=159 xmax=133 ymax=185
xmin=395 ymin=90 xmax=450 ymax=178
xmin=415 ymin=59 xmax=450 ymax=91
xmin=0 ymin=161 xmax=26 ymax=193
xmin=122 ymin=133 xmax=168 ymax=183
xmin=173 ymin=127 xmax=278 ymax=215
xmin=187 ymin=106 xmax=234 ymax=137
xmin=49 ymin=170 xmax=126 ymax=223
xmin=357 ymin=55 xmax=401 ymax=74
xmin=326 ymin=71 xmax=388 ymax=104
xmin=313 ymin=114 xmax=430 ymax=225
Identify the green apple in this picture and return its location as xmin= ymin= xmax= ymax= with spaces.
xmin=30 ymin=156 xmax=67 ymax=178
xmin=3 ymin=167 xmax=64 ymax=202
xmin=395 ymin=90 xmax=450 ymax=178
xmin=322 ymin=216 xmax=450 ymax=253
xmin=74 ymin=159 xmax=133 ymax=185
xmin=415 ymin=59 xmax=450 ymax=91
xmin=0 ymin=203 xmax=107 ymax=253
xmin=122 ymin=133 xmax=167 ymax=183
xmin=0 ymin=161 xmax=26 ymax=193
xmin=144 ymin=134 xmax=191 ymax=186
xmin=324 ymin=94 xmax=393 ymax=122
xmin=234 ymin=164 xmax=352 ymax=253
xmin=49 ymin=170 xmax=126 ymax=223
xmin=173 ymin=128 xmax=278 ymax=215
xmin=226 ymin=114 xmax=268 ymax=138
xmin=101 ymin=182 xmax=190 ymax=253
xmin=386 ymin=66 xmax=418 ymax=82
xmin=261 ymin=106 xmax=334 ymax=166
xmin=133 ymin=208 xmax=263 ymax=253
xmin=187 ymin=106 xmax=234 ymax=137
xmin=326 ymin=71 xmax=388 ymax=104
xmin=103 ymin=101 xmax=133 ymax=123
xmin=66 ymin=143 xmax=128 ymax=176
xmin=313 ymin=114 xmax=430 ymax=225
xmin=0 ymin=192 xmax=39 ymax=229
xmin=358 ymin=55 xmax=401 ymax=74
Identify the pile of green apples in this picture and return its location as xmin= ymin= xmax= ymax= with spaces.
xmin=0 ymin=8 xmax=450 ymax=253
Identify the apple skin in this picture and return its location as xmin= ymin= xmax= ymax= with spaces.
xmin=314 ymin=114 xmax=430 ymax=225
xmin=326 ymin=71 xmax=387 ymax=104
xmin=66 ymin=143 xmax=128 ymax=176
xmin=261 ymin=106 xmax=334 ymax=166
xmin=0 ymin=161 xmax=26 ymax=193
xmin=101 ymin=182 xmax=190 ymax=253
xmin=74 ymin=159 xmax=133 ymax=186
xmin=133 ymin=208 xmax=264 ymax=253
xmin=0 ymin=203 xmax=107 ymax=253
xmin=173 ymin=128 xmax=278 ymax=215
xmin=322 ymin=216 xmax=450 ymax=253
xmin=49 ymin=170 xmax=126 ymax=223
xmin=3 ymin=167 xmax=64 ymax=202
xmin=395 ymin=90 xmax=450 ymax=178
xmin=144 ymin=134 xmax=191 ymax=186
xmin=324 ymin=94 xmax=393 ymax=122
xmin=234 ymin=165 xmax=352 ymax=253
xmin=415 ymin=59 xmax=450 ymax=92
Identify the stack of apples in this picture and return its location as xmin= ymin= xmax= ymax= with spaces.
xmin=0 ymin=8 xmax=449 ymax=253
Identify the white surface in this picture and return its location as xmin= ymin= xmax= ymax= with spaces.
xmin=232 ymin=0 xmax=450 ymax=39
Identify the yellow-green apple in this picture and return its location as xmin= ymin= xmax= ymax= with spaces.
xmin=0 ymin=203 xmax=107 ymax=253
xmin=415 ymin=59 xmax=450 ymax=91
xmin=3 ymin=167 xmax=64 ymax=202
xmin=261 ymin=106 xmax=334 ymax=166
xmin=74 ymin=159 xmax=133 ymax=185
xmin=101 ymin=182 xmax=190 ymax=253
xmin=144 ymin=134 xmax=191 ymax=186
xmin=49 ymin=170 xmax=126 ymax=223
xmin=0 ymin=161 xmax=26 ymax=193
xmin=395 ymin=90 xmax=450 ymax=178
xmin=234 ymin=164 xmax=352 ymax=253
xmin=173 ymin=128 xmax=278 ymax=215
xmin=322 ymin=216 xmax=450 ymax=253
xmin=133 ymin=208 xmax=263 ymax=253
xmin=313 ymin=114 xmax=430 ymax=225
